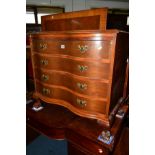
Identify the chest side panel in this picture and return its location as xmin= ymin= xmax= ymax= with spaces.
xmin=110 ymin=32 xmax=129 ymax=113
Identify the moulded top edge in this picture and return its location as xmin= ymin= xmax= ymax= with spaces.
xmin=30 ymin=29 xmax=120 ymax=37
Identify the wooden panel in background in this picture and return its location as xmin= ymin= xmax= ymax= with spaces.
xmin=41 ymin=8 xmax=108 ymax=31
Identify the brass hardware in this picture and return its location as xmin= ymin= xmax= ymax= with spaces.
xmin=40 ymin=60 xmax=48 ymax=65
xmin=78 ymin=65 xmax=88 ymax=72
xmin=39 ymin=43 xmax=47 ymax=50
xmin=42 ymin=88 xmax=50 ymax=95
xmin=77 ymin=82 xmax=87 ymax=90
xmin=110 ymin=41 xmax=113 ymax=45
xmin=78 ymin=45 xmax=88 ymax=53
xmin=76 ymin=98 xmax=86 ymax=107
xmin=41 ymin=74 xmax=49 ymax=81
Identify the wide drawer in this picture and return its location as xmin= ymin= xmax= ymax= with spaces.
xmin=33 ymin=54 xmax=110 ymax=79
xmin=35 ymin=81 xmax=107 ymax=114
xmin=34 ymin=68 xmax=109 ymax=98
xmin=32 ymin=40 xmax=112 ymax=60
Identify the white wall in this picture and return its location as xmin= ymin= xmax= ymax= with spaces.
xmin=26 ymin=0 xmax=129 ymax=12
xmin=26 ymin=0 xmax=51 ymax=6
xmin=50 ymin=0 xmax=73 ymax=12
xmin=72 ymin=0 xmax=86 ymax=11
xmin=85 ymin=0 xmax=129 ymax=10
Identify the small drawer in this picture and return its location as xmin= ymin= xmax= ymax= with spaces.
xmin=32 ymin=40 xmax=112 ymax=59
xmin=33 ymin=54 xmax=110 ymax=79
xmin=35 ymin=68 xmax=109 ymax=98
xmin=35 ymin=82 xmax=107 ymax=114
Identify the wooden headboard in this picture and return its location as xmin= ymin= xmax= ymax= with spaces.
xmin=41 ymin=8 xmax=108 ymax=31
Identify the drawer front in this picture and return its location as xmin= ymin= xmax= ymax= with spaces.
xmin=33 ymin=54 xmax=110 ymax=79
xmin=35 ymin=68 xmax=109 ymax=98
xmin=32 ymin=40 xmax=111 ymax=59
xmin=36 ymin=82 xmax=107 ymax=114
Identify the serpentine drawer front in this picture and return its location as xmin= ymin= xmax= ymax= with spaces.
xmin=35 ymin=81 xmax=107 ymax=114
xmin=34 ymin=68 xmax=109 ymax=98
xmin=33 ymin=54 xmax=110 ymax=79
xmin=30 ymin=30 xmax=129 ymax=127
xmin=32 ymin=40 xmax=112 ymax=60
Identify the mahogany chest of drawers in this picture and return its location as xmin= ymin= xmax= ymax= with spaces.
xmin=30 ymin=30 xmax=128 ymax=127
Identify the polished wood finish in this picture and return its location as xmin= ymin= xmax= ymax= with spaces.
xmin=123 ymin=60 xmax=129 ymax=99
xmin=68 ymin=143 xmax=89 ymax=155
xmin=32 ymin=40 xmax=111 ymax=59
xmin=28 ymin=8 xmax=129 ymax=154
xmin=110 ymin=32 xmax=129 ymax=112
xmin=113 ymin=127 xmax=129 ymax=155
xmin=33 ymin=93 xmax=108 ymax=125
xmin=33 ymin=54 xmax=111 ymax=79
xmin=41 ymin=8 xmax=108 ymax=31
xmin=68 ymin=127 xmax=129 ymax=155
xmin=30 ymin=30 xmax=129 ymax=127
xmin=66 ymin=104 xmax=128 ymax=153
xmin=34 ymin=68 xmax=109 ymax=98
xmin=35 ymin=81 xmax=107 ymax=113
xmin=26 ymin=102 xmax=129 ymax=154
xmin=26 ymin=102 xmax=76 ymax=139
